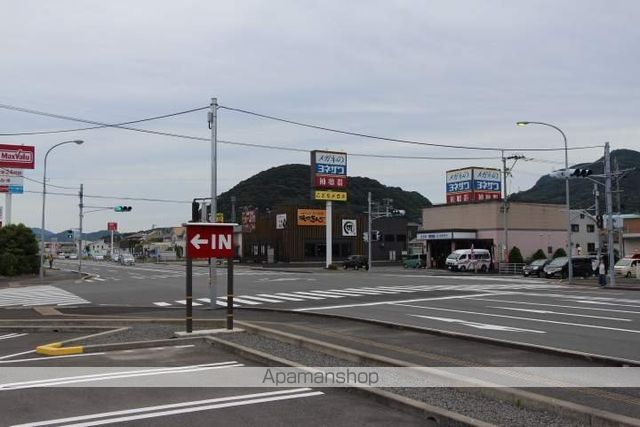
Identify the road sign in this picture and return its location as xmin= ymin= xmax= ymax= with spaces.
xmin=216 ymin=212 xmax=224 ymax=222
xmin=107 ymin=222 xmax=118 ymax=231
xmin=185 ymin=223 xmax=235 ymax=259
xmin=342 ymin=219 xmax=357 ymax=236
xmin=0 ymin=144 xmax=35 ymax=169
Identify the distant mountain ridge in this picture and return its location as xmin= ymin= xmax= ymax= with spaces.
xmin=216 ymin=164 xmax=432 ymax=222
xmin=510 ymin=149 xmax=640 ymax=212
xmin=30 ymin=228 xmax=112 ymax=242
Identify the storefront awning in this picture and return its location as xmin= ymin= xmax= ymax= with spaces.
xmin=416 ymin=231 xmax=477 ymax=240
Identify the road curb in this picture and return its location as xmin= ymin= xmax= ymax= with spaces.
xmin=238 ymin=307 xmax=640 ymax=367
xmin=205 ymin=335 xmax=493 ymax=427
xmin=232 ymin=322 xmax=640 ymax=427
xmin=81 ymin=336 xmax=204 ymax=353
xmin=35 ymin=327 xmax=130 ymax=356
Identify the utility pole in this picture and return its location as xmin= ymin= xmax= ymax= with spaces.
xmin=78 ymin=184 xmax=83 ymax=275
xmin=594 ymin=183 xmax=601 ymax=263
xmin=5 ymin=193 xmax=11 ymax=225
xmin=614 ymin=158 xmax=624 ymax=257
xmin=231 ymin=195 xmax=236 ymax=223
xmin=208 ymin=97 xmax=218 ymax=309
xmin=605 ymin=142 xmax=615 ymax=287
xmin=367 ymin=192 xmax=372 ymax=272
xmin=502 ymin=153 xmax=525 ymax=263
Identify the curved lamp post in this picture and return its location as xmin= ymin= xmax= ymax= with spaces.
xmin=516 ymin=121 xmax=573 ymax=283
xmin=40 ymin=140 xmax=84 ymax=280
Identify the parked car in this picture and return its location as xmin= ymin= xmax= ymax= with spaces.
xmin=92 ymin=254 xmax=104 ymax=261
xmin=544 ymin=256 xmax=594 ymax=279
xmin=57 ymin=253 xmax=66 ymax=260
xmin=403 ymin=254 xmax=426 ymax=269
xmin=523 ymin=259 xmax=550 ymax=277
xmin=68 ymin=253 xmax=78 ymax=260
xmin=112 ymin=254 xmax=120 ymax=263
xmin=343 ymin=255 xmax=368 ymax=270
xmin=120 ymin=253 xmax=135 ymax=266
xmin=614 ymin=258 xmax=639 ymax=278
xmin=445 ymin=249 xmax=492 ymax=272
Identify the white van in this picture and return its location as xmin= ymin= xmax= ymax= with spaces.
xmin=446 ymin=249 xmax=492 ymax=272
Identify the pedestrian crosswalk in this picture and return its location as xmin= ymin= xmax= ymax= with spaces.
xmin=152 ymin=283 xmax=563 ymax=308
xmin=0 ymin=285 xmax=90 ymax=308
xmin=81 ymin=269 xmax=285 ymax=283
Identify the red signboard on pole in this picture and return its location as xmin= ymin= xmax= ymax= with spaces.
xmin=107 ymin=222 xmax=118 ymax=231
xmin=186 ymin=223 xmax=234 ymax=259
xmin=0 ymin=144 xmax=35 ymax=169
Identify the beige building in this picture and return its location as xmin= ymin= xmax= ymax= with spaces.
xmin=415 ymin=201 xmax=567 ymax=267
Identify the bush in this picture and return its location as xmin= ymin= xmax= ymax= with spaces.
xmin=0 ymin=224 xmax=40 ymax=276
xmin=508 ymin=246 xmax=524 ymax=264
xmin=552 ymin=248 xmax=567 ymax=258
xmin=530 ymin=249 xmax=547 ymax=262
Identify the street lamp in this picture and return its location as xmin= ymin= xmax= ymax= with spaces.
xmin=516 ymin=121 xmax=573 ymax=283
xmin=40 ymin=140 xmax=84 ymax=280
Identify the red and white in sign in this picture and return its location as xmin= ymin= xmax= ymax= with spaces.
xmin=0 ymin=144 xmax=35 ymax=169
xmin=186 ymin=223 xmax=234 ymax=259
xmin=107 ymin=222 xmax=118 ymax=231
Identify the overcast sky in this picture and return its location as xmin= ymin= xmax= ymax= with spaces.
xmin=1 ymin=0 xmax=638 ymax=233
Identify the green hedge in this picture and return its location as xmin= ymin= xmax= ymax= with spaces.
xmin=0 ymin=224 xmax=40 ymax=276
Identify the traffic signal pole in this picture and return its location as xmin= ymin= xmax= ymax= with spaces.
xmin=594 ymin=183 xmax=601 ymax=264
xmin=367 ymin=192 xmax=372 ymax=272
xmin=209 ymin=97 xmax=218 ymax=310
xmin=78 ymin=184 xmax=83 ymax=275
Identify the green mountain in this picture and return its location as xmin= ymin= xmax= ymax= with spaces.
xmin=510 ymin=149 xmax=640 ymax=212
xmin=216 ymin=164 xmax=431 ymax=222
xmin=30 ymin=228 xmax=112 ymax=242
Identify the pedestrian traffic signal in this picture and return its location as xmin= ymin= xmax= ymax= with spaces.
xmin=596 ymin=214 xmax=604 ymax=229
xmin=114 ymin=206 xmax=132 ymax=212
xmin=191 ymin=201 xmax=200 ymax=222
xmin=570 ymin=168 xmax=593 ymax=178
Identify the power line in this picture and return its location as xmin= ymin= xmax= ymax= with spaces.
xmin=0 ymin=104 xmax=209 ymax=136
xmin=0 ymin=103 xmax=499 ymax=160
xmin=0 ymin=167 xmax=78 ymax=190
xmin=219 ymin=105 xmax=603 ymax=153
xmin=24 ymin=190 xmax=190 ymax=204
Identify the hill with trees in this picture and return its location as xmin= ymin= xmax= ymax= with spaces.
xmin=510 ymin=149 xmax=640 ymax=212
xmin=216 ymin=164 xmax=431 ymax=222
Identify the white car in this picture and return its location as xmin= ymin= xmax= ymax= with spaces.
xmin=93 ymin=255 xmax=104 ymax=261
xmin=68 ymin=253 xmax=78 ymax=260
xmin=120 ymin=254 xmax=135 ymax=266
xmin=614 ymin=258 xmax=639 ymax=278
xmin=446 ymin=249 xmax=492 ymax=272
xmin=57 ymin=253 xmax=67 ymax=260
xmin=112 ymin=254 xmax=120 ymax=263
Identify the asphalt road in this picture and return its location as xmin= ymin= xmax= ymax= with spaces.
xmin=5 ymin=260 xmax=640 ymax=362
xmin=0 ymin=332 xmax=427 ymax=427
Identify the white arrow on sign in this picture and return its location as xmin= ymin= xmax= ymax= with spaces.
xmin=409 ymin=314 xmax=545 ymax=333
xmin=190 ymin=234 xmax=209 ymax=249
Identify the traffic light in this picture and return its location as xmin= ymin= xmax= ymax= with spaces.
xmin=66 ymin=229 xmax=73 ymax=238
xmin=550 ymin=168 xmax=593 ymax=179
xmin=570 ymin=168 xmax=593 ymax=178
xmin=596 ymin=214 xmax=604 ymax=229
xmin=114 ymin=206 xmax=132 ymax=212
xmin=371 ymin=230 xmax=380 ymax=241
xmin=191 ymin=201 xmax=200 ymax=222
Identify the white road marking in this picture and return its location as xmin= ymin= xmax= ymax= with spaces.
xmin=0 ymin=352 xmax=105 ymax=363
xmin=294 ymin=292 xmax=505 ymax=311
xmin=153 ymin=302 xmax=172 ymax=307
xmin=295 ymin=291 xmax=345 ymax=299
xmin=257 ymin=293 xmax=303 ymax=301
xmin=0 ymin=333 xmax=27 ymax=340
xmin=487 ymin=306 xmax=631 ymax=321
xmin=383 ymin=274 xmax=550 ymax=284
xmin=14 ymin=388 xmax=321 ymax=427
xmin=409 ymin=314 xmax=546 ymax=333
xmin=465 ymin=297 xmax=640 ymax=315
xmin=0 ymin=361 xmax=242 ymax=390
xmin=175 ymin=300 xmax=202 ymax=306
xmin=275 ymin=292 xmax=324 ymax=300
xmin=234 ymin=295 xmax=283 ymax=303
xmin=575 ymin=300 xmax=640 ymax=309
xmin=0 ymin=285 xmax=89 ymax=307
xmin=227 ymin=297 xmax=261 ymax=305
xmin=392 ymin=303 xmax=640 ymax=335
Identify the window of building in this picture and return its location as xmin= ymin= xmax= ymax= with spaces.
xmin=587 ymin=224 xmax=595 ymax=233
xmin=571 ymin=224 xmax=579 ymax=232
xmin=580 ymin=213 xmax=585 ymax=219
xmin=547 ymin=246 xmax=553 ymax=255
xmin=587 ymin=243 xmax=596 ymax=253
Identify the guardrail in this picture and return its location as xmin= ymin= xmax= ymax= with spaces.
xmin=498 ymin=263 xmax=526 ymax=275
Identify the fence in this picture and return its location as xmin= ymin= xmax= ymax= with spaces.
xmin=498 ymin=263 xmax=526 ymax=275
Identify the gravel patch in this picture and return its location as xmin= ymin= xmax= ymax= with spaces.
xmin=222 ymin=332 xmax=583 ymax=427
xmin=71 ymin=324 xmax=180 ymax=345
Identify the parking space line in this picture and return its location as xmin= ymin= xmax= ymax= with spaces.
xmin=13 ymin=388 xmax=321 ymax=427
xmin=0 ymin=333 xmax=28 ymax=341
xmin=463 ymin=297 xmax=640 ymax=315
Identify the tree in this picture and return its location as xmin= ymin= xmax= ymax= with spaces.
xmin=0 ymin=224 xmax=40 ymax=276
xmin=552 ymin=248 xmax=567 ymax=258
xmin=508 ymin=246 xmax=524 ymax=264
xmin=530 ymin=249 xmax=547 ymax=261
